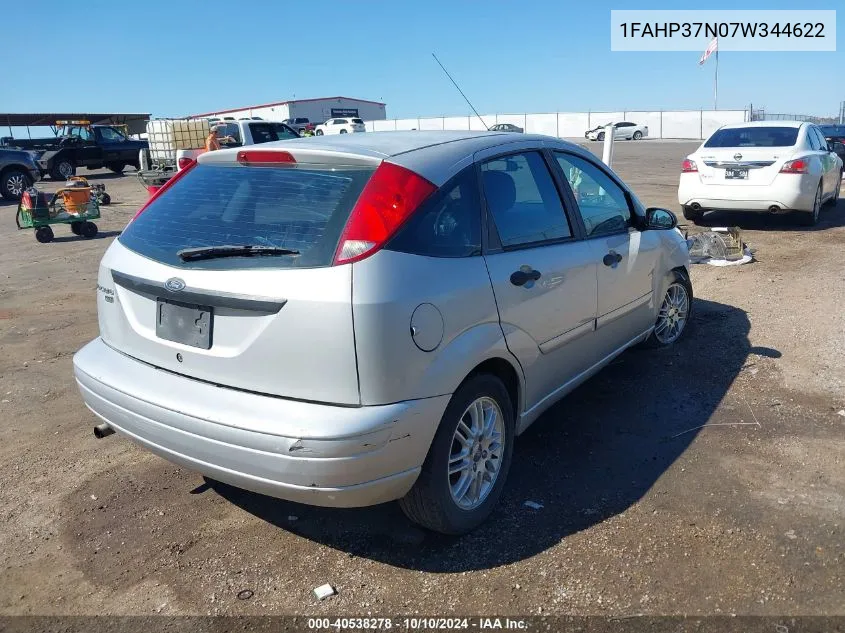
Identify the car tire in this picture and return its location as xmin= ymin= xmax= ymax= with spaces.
xmin=0 ymin=168 xmax=31 ymax=200
xmin=81 ymin=221 xmax=98 ymax=238
xmin=339 ymin=129 xmax=347 ymax=134
xmin=800 ymin=183 xmax=823 ymax=226
xmin=643 ymin=270 xmax=693 ymax=348
xmin=51 ymin=159 xmax=75 ymax=181
xmin=633 ymin=131 xmax=643 ymax=140
xmin=597 ymin=132 xmax=605 ymax=142
xmin=682 ymin=206 xmax=703 ymax=222
xmin=823 ymin=171 xmax=841 ymax=207
xmin=315 ymin=130 xmax=324 ymax=136
xmin=35 ymin=226 xmax=54 ymax=243
xmin=107 ymin=163 xmax=125 ymax=174
xmin=399 ymin=373 xmax=515 ymax=535
xmin=139 ymin=148 xmax=151 ymax=171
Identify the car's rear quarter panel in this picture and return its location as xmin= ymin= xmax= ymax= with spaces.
xmin=351 ymin=250 xmax=512 ymax=406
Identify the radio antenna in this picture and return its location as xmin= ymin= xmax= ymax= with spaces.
xmin=432 ymin=52 xmax=488 ymax=131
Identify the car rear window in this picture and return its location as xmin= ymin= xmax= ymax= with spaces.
xmin=819 ymin=125 xmax=845 ymax=137
xmin=119 ymin=164 xmax=374 ymax=269
xmin=704 ymin=127 xmax=799 ymax=148
xmin=352 ymin=118 xmax=364 ymax=124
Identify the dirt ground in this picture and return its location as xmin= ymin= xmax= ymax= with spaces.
xmin=0 ymin=141 xmax=843 ymax=618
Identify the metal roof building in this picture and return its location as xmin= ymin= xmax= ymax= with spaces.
xmin=189 ymin=96 xmax=387 ymax=124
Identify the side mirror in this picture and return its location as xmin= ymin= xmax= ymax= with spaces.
xmin=645 ymin=207 xmax=678 ymax=230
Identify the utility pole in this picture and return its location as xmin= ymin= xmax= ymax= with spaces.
xmin=840 ymin=100 xmax=844 ymax=124
xmin=713 ymin=48 xmax=719 ymax=110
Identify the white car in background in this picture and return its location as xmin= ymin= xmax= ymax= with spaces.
xmin=585 ymin=121 xmax=648 ymax=142
xmin=315 ymin=118 xmax=366 ymax=135
xmin=678 ymin=121 xmax=843 ymax=226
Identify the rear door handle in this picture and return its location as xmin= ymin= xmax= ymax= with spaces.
xmin=510 ymin=268 xmax=542 ymax=286
xmin=602 ymin=251 xmax=623 ymax=267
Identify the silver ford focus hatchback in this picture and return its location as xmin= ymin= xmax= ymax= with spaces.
xmin=74 ymin=131 xmax=691 ymax=535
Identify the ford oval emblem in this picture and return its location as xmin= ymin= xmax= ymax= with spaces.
xmin=164 ymin=277 xmax=186 ymax=292
xmin=734 ymin=153 xmax=743 ymax=161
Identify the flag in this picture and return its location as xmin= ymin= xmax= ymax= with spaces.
xmin=699 ymin=37 xmax=718 ymax=65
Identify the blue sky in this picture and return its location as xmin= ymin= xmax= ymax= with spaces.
xmin=3 ymin=0 xmax=842 ymax=121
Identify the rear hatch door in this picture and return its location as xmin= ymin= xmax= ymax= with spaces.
xmin=102 ymin=151 xmax=377 ymax=404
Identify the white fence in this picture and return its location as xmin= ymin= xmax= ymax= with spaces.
xmin=366 ymin=109 xmax=749 ymax=140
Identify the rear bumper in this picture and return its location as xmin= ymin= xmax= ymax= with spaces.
xmin=73 ymin=338 xmax=449 ymax=507
xmin=678 ymin=174 xmax=816 ymax=212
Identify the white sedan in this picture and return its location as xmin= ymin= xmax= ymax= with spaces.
xmin=585 ymin=121 xmax=648 ymax=141
xmin=314 ymin=117 xmax=366 ymax=135
xmin=678 ymin=121 xmax=843 ymax=226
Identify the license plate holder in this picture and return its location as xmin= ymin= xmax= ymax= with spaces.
xmin=725 ymin=168 xmax=749 ymax=180
xmin=156 ymin=298 xmax=213 ymax=349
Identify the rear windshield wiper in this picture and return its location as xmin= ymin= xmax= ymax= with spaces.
xmin=178 ymin=245 xmax=300 ymax=261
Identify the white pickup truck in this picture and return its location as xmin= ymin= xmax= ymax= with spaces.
xmin=138 ymin=119 xmax=301 ymax=194
xmin=175 ymin=120 xmax=300 ymax=170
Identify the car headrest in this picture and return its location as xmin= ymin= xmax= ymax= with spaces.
xmin=482 ymin=170 xmax=516 ymax=214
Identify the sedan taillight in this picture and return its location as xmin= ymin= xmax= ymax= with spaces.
xmin=681 ymin=159 xmax=698 ymax=173
xmin=780 ymin=159 xmax=809 ymax=174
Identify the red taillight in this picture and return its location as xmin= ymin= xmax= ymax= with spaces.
xmin=178 ymin=157 xmax=194 ymax=170
xmin=131 ymin=160 xmax=197 ymax=221
xmin=333 ymin=162 xmax=436 ymax=265
xmin=237 ymin=150 xmax=296 ymax=165
xmin=682 ymin=159 xmax=698 ymax=173
xmin=780 ymin=158 xmax=809 ymax=174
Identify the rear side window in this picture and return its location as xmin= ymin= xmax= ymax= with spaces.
xmin=387 ymin=167 xmax=481 ymax=258
xmin=480 ymin=151 xmax=571 ymax=248
xmin=119 ymin=164 xmax=374 ymax=269
xmin=351 ymin=118 xmax=364 ymax=124
xmin=704 ymin=127 xmax=799 ymax=148
xmin=248 ymin=123 xmax=299 ymax=143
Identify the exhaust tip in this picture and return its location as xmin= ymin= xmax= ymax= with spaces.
xmin=94 ymin=423 xmax=115 ymax=439
xmin=690 ymin=203 xmax=701 ymax=211
xmin=768 ymin=205 xmax=781 ymax=213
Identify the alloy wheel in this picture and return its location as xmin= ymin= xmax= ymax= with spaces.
xmin=448 ymin=396 xmax=505 ymax=511
xmin=654 ymin=282 xmax=690 ymax=345
xmin=6 ymin=173 xmax=26 ymax=197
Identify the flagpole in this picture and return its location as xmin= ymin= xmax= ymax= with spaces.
xmin=714 ymin=47 xmax=719 ymax=110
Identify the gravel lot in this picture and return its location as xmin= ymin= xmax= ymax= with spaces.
xmin=0 ymin=140 xmax=843 ymax=617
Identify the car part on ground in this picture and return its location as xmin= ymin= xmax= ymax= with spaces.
xmin=687 ymin=228 xmax=754 ymax=266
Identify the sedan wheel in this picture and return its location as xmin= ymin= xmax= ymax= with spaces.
xmin=400 ymin=374 xmax=514 ymax=534
xmin=448 ymin=397 xmax=505 ymax=511
xmin=824 ymin=171 xmax=841 ymax=206
xmin=801 ymin=184 xmax=822 ymax=226
xmin=651 ymin=279 xmax=691 ymax=346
